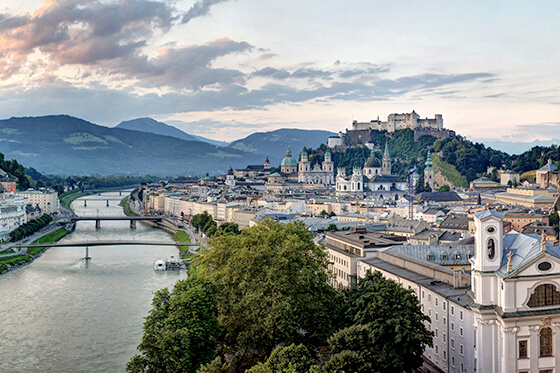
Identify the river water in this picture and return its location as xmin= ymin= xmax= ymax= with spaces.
xmin=0 ymin=192 xmax=187 ymax=373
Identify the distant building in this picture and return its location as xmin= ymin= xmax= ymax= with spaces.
xmin=0 ymin=195 xmax=27 ymax=240
xmin=16 ymin=190 xmax=60 ymax=215
xmin=0 ymin=177 xmax=16 ymax=193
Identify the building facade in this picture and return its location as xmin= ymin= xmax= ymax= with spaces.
xmin=16 ymin=190 xmax=60 ymax=215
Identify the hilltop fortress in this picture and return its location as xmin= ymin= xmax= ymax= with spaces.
xmin=329 ymin=110 xmax=455 ymax=147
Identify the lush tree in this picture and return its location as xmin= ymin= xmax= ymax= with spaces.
xmin=127 ymin=276 xmax=220 ymax=373
xmin=194 ymin=219 xmax=340 ymax=366
xmin=326 ymin=223 xmax=338 ymax=232
xmin=246 ymin=344 xmax=317 ymax=373
xmin=437 ymin=184 xmax=451 ymax=192
xmin=550 ymin=212 xmax=559 ymax=234
xmin=424 ymin=183 xmax=432 ymax=192
xmin=322 ymin=351 xmax=370 ymax=373
xmin=215 ymin=222 xmax=240 ymax=236
xmin=197 ymin=357 xmax=230 ymax=373
xmin=332 ymin=271 xmax=433 ymax=373
xmin=414 ymin=173 xmax=426 ymax=193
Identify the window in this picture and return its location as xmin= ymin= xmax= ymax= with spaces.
xmin=435 ymin=328 xmax=438 ymax=338
xmin=451 ymin=322 xmax=455 ymax=331
xmin=435 ymin=345 xmax=438 ymax=355
xmin=435 ymin=298 xmax=438 ymax=307
xmin=451 ymin=306 xmax=455 ymax=315
xmin=460 ymin=344 xmax=464 ymax=355
xmin=488 ymin=238 xmax=496 ymax=259
xmin=422 ymin=290 xmax=425 ymax=298
xmin=460 ymin=310 xmax=463 ymax=320
xmin=435 ymin=313 xmax=439 ymax=321
xmin=443 ymin=302 xmax=446 ymax=311
xmin=460 ymin=363 xmax=464 ymax=372
xmin=451 ymin=338 xmax=455 ymax=349
xmin=443 ymin=333 xmax=446 ymax=343
xmin=451 ymin=356 xmax=455 ymax=367
xmin=528 ymin=284 xmax=560 ymax=307
xmin=443 ymin=350 xmax=446 ymax=360
xmin=539 ymin=370 xmax=553 ymax=373
xmin=443 ymin=317 xmax=446 ymax=326
xmin=519 ymin=340 xmax=528 ymax=358
xmin=540 ymin=327 xmax=553 ymax=357
xmin=428 ymin=294 xmax=432 ymax=303
xmin=460 ymin=327 xmax=463 ymax=337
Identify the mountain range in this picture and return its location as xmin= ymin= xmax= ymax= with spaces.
xmin=0 ymin=115 xmax=334 ymax=176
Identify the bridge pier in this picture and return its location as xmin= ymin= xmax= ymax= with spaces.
xmin=106 ymin=200 xmax=109 ymax=207
xmin=95 ymin=219 xmax=101 ymax=229
xmin=84 ymin=246 xmax=91 ymax=260
xmin=84 ymin=200 xmax=87 ymax=206
xmin=119 ymin=191 xmax=122 ymax=196
xmin=130 ymin=220 xmax=137 ymax=229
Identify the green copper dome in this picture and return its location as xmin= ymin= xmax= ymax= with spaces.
xmin=281 ymin=148 xmax=298 ymax=167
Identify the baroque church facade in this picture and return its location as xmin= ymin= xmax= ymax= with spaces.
xmin=267 ymin=148 xmax=335 ymax=186
xmin=336 ymin=141 xmax=407 ymax=199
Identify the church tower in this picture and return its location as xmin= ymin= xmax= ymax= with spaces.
xmin=264 ymin=156 xmax=270 ymax=170
xmin=225 ymin=166 xmax=235 ymax=188
xmin=381 ymin=140 xmax=391 ymax=175
xmin=424 ymin=150 xmax=435 ymax=191
xmin=471 ymin=209 xmax=504 ymax=306
xmin=298 ymin=149 xmax=311 ymax=182
xmin=322 ymin=150 xmax=334 ymax=184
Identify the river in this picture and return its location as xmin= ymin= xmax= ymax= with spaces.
xmin=0 ymin=192 xmax=187 ymax=373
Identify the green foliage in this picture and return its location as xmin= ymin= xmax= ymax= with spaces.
xmin=9 ymin=214 xmax=53 ymax=242
xmin=431 ymin=153 xmax=468 ymax=188
xmin=332 ymin=271 xmax=433 ymax=373
xmin=215 ymin=222 xmax=240 ymax=236
xmin=121 ymin=200 xmax=139 ymax=217
xmin=196 ymin=357 xmax=230 ymax=373
xmin=127 ymin=276 xmax=220 ymax=373
xmin=195 ymin=219 xmax=340 ymax=365
xmin=322 ymin=351 xmax=370 ymax=373
xmin=512 ymin=145 xmax=560 ymax=174
xmin=437 ymin=184 xmax=451 ymax=192
xmin=247 ymin=344 xmax=317 ymax=373
xmin=550 ymin=212 xmax=559 ymax=234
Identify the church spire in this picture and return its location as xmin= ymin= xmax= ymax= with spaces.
xmin=382 ymin=139 xmax=391 ymax=175
xmin=384 ymin=139 xmax=390 ymax=158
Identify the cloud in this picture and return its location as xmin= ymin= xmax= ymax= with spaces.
xmin=0 ymin=0 xmax=237 ymax=87
xmin=182 ymin=0 xmax=232 ymax=24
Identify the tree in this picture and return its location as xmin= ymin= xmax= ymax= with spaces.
xmin=415 ymin=173 xmax=425 ymax=193
xmin=331 ymin=271 xmax=433 ymax=373
xmin=437 ymin=184 xmax=450 ymax=192
xmin=550 ymin=212 xmax=559 ymax=234
xmin=246 ymin=344 xmax=317 ymax=373
xmin=490 ymin=168 xmax=499 ymax=182
xmin=424 ymin=183 xmax=432 ymax=192
xmin=322 ymin=351 xmax=370 ymax=373
xmin=127 ymin=276 xmax=221 ymax=373
xmin=197 ymin=357 xmax=230 ymax=373
xmin=326 ymin=223 xmax=338 ymax=232
xmin=215 ymin=222 xmax=240 ymax=236
xmin=194 ymin=219 xmax=340 ymax=367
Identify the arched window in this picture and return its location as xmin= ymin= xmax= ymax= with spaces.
xmin=540 ymin=327 xmax=553 ymax=357
xmin=357 ymin=183 xmax=360 ymax=190
xmin=528 ymin=284 xmax=560 ymax=307
xmin=487 ymin=238 xmax=495 ymax=260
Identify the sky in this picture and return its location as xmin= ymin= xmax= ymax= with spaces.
xmin=0 ymin=0 xmax=559 ymax=143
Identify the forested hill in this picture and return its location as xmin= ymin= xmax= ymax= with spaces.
xmin=0 ymin=115 xmax=263 ymax=176
xmin=304 ymin=129 xmax=560 ymax=184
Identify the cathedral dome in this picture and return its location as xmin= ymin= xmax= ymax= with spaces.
xmin=280 ymin=148 xmax=298 ymax=167
xmin=364 ymin=155 xmax=381 ymax=168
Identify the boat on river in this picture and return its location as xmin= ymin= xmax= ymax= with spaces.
xmin=154 ymin=256 xmax=184 ymax=271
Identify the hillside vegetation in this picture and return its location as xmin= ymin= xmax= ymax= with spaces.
xmin=432 ymin=153 xmax=468 ymax=188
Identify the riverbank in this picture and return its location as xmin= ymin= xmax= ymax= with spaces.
xmin=0 ymin=228 xmax=71 ymax=275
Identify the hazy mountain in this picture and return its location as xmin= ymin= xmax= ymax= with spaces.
xmin=116 ymin=117 xmax=229 ymax=147
xmin=116 ymin=117 xmax=199 ymax=142
xmin=0 ymin=115 xmax=261 ymax=176
xmin=228 ymin=128 xmax=337 ymax=166
xmin=474 ymin=138 xmax=560 ymax=155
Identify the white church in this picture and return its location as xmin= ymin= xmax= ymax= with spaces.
xmin=358 ymin=209 xmax=560 ymax=372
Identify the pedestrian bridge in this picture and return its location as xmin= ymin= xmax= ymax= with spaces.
xmin=70 ymin=216 xmax=162 ymax=229
xmin=12 ymin=240 xmax=199 ymax=260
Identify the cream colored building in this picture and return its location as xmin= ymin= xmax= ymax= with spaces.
xmin=16 ymin=190 xmax=60 ymax=215
xmin=0 ymin=196 xmax=27 ymax=240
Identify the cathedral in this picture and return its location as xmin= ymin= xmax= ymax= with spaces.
xmin=267 ymin=148 xmax=335 ymax=185
xmin=336 ymin=141 xmax=407 ymax=199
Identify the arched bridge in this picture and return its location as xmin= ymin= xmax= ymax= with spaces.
xmin=70 ymin=216 xmax=162 ymax=229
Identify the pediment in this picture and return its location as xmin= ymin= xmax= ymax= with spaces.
xmin=505 ymin=251 xmax=560 ymax=279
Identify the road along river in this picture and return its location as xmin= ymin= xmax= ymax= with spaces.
xmin=0 ymin=191 xmax=187 ymax=373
